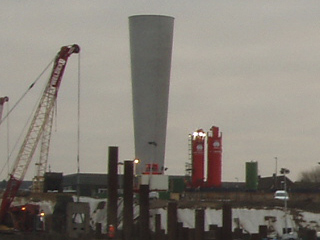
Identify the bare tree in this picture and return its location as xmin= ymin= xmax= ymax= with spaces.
xmin=298 ymin=167 xmax=320 ymax=182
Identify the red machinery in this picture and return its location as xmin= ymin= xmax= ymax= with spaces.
xmin=207 ymin=126 xmax=222 ymax=188
xmin=0 ymin=44 xmax=80 ymax=227
xmin=142 ymin=163 xmax=162 ymax=175
xmin=9 ymin=204 xmax=45 ymax=231
xmin=191 ymin=129 xmax=206 ymax=188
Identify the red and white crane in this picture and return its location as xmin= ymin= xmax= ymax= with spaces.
xmin=0 ymin=44 xmax=80 ymax=224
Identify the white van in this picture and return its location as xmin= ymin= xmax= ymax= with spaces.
xmin=149 ymin=191 xmax=159 ymax=200
xmin=274 ymin=190 xmax=289 ymax=200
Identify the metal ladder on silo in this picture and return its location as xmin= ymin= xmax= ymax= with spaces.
xmin=185 ymin=134 xmax=192 ymax=176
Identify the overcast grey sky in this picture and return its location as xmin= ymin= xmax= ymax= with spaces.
xmin=1 ymin=1 xmax=320 ymax=181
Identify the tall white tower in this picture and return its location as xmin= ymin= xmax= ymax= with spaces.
xmin=129 ymin=15 xmax=174 ymax=174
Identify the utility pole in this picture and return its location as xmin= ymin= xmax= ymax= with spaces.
xmin=280 ymin=167 xmax=290 ymax=235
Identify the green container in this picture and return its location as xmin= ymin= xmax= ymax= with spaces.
xmin=246 ymin=161 xmax=258 ymax=191
xmin=170 ymin=178 xmax=186 ymax=193
xmin=159 ymin=191 xmax=170 ymax=200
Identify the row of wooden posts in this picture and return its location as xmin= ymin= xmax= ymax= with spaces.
xmin=104 ymin=147 xmax=320 ymax=240
xmin=105 ymin=146 xmax=267 ymax=240
xmin=105 ymin=147 xmax=270 ymax=240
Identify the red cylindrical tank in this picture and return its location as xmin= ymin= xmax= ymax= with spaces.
xmin=191 ymin=129 xmax=206 ymax=188
xmin=207 ymin=126 xmax=222 ymax=188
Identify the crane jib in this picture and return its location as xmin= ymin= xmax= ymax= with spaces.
xmin=0 ymin=44 xmax=80 ymax=225
xmin=50 ymin=58 xmax=66 ymax=87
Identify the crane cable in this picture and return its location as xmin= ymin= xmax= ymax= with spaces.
xmin=77 ymin=52 xmax=81 ymax=175
xmin=0 ymin=96 xmax=41 ymax=178
xmin=0 ymin=57 xmax=55 ymax=178
xmin=76 ymin=52 xmax=81 ymax=203
xmin=6 ymin=101 xmax=10 ymax=176
xmin=0 ymin=57 xmax=55 ymax=127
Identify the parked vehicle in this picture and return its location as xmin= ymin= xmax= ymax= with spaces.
xmin=274 ymin=190 xmax=289 ymax=200
xmin=149 ymin=191 xmax=159 ymax=200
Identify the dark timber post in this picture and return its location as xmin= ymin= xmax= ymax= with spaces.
xmin=188 ymin=229 xmax=195 ymax=240
xmin=222 ymin=203 xmax=232 ymax=240
xmin=195 ymin=208 xmax=205 ymax=240
xmin=95 ymin=223 xmax=102 ymax=238
xmin=234 ymin=228 xmax=243 ymax=239
xmin=259 ymin=225 xmax=268 ymax=239
xmin=123 ymin=160 xmax=134 ymax=240
xmin=177 ymin=222 xmax=184 ymax=240
xmin=107 ymin=146 xmax=118 ymax=236
xmin=140 ymin=184 xmax=150 ymax=240
xmin=167 ymin=201 xmax=178 ymax=240
xmin=155 ymin=214 xmax=162 ymax=240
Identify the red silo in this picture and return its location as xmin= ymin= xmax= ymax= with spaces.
xmin=207 ymin=126 xmax=222 ymax=188
xmin=191 ymin=129 xmax=206 ymax=188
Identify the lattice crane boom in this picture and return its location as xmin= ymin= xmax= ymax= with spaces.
xmin=0 ymin=44 xmax=80 ymax=223
xmin=32 ymin=107 xmax=54 ymax=192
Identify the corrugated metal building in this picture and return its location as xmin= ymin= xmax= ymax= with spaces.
xmin=62 ymin=173 xmax=123 ymax=197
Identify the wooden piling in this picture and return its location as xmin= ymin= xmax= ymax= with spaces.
xmin=139 ymin=184 xmax=150 ymax=240
xmin=188 ymin=229 xmax=195 ymax=240
xmin=259 ymin=225 xmax=268 ymax=239
xmin=222 ymin=203 xmax=232 ymax=240
xmin=182 ymin=227 xmax=189 ymax=239
xmin=95 ymin=223 xmax=102 ymax=238
xmin=167 ymin=201 xmax=178 ymax=240
xmin=195 ymin=208 xmax=205 ymax=240
xmin=177 ymin=222 xmax=184 ymax=240
xmin=233 ymin=227 xmax=243 ymax=239
xmin=208 ymin=224 xmax=219 ymax=240
xmin=107 ymin=146 xmax=118 ymax=236
xmin=155 ymin=214 xmax=162 ymax=240
xmin=123 ymin=160 xmax=134 ymax=240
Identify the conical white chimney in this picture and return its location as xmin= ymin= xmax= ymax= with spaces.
xmin=129 ymin=15 xmax=174 ymax=174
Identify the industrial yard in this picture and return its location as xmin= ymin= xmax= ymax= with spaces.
xmin=1 ymin=145 xmax=320 ymax=239
xmin=2 ymin=189 xmax=320 ymax=240
xmin=1 ymin=2 xmax=320 ymax=240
